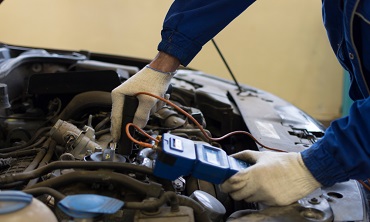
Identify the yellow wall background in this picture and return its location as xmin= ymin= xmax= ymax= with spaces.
xmin=0 ymin=0 xmax=343 ymax=121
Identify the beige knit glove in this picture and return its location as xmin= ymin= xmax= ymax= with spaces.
xmin=220 ymin=150 xmax=321 ymax=206
xmin=111 ymin=66 xmax=173 ymax=142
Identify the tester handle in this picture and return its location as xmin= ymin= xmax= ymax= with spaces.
xmin=118 ymin=95 xmax=139 ymax=155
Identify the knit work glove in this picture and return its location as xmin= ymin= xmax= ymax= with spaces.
xmin=111 ymin=66 xmax=173 ymax=142
xmin=220 ymin=150 xmax=321 ymax=206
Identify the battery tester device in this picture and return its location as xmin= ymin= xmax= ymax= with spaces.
xmin=153 ymin=133 xmax=250 ymax=184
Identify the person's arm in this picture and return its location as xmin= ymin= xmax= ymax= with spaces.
xmin=151 ymin=0 xmax=257 ymax=70
xmin=303 ymin=0 xmax=370 ymax=187
xmin=302 ymin=97 xmax=370 ymax=186
xmin=158 ymin=0 xmax=256 ymax=66
xmin=149 ymin=52 xmax=180 ymax=73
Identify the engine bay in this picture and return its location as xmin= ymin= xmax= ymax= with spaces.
xmin=0 ymin=44 xmax=368 ymax=221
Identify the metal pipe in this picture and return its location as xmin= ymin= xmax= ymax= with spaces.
xmin=23 ymin=148 xmax=46 ymax=173
xmin=0 ymin=149 xmax=40 ymax=158
xmin=26 ymin=139 xmax=56 ymax=188
xmin=27 ymin=171 xmax=162 ymax=198
xmin=0 ymin=161 xmax=153 ymax=184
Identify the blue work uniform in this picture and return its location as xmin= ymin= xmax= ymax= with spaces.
xmin=157 ymin=0 xmax=370 ymax=187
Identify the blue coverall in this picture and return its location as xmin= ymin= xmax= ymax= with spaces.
xmin=157 ymin=0 xmax=370 ymax=187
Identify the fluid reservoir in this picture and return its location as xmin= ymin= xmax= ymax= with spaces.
xmin=0 ymin=191 xmax=58 ymax=222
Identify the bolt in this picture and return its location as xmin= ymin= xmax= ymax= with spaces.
xmin=308 ymin=197 xmax=320 ymax=205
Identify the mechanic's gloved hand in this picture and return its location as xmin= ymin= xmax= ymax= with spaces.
xmin=220 ymin=150 xmax=321 ymax=206
xmin=111 ymin=66 xmax=173 ymax=142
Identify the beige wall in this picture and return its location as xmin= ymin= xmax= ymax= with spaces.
xmin=0 ymin=0 xmax=343 ymax=121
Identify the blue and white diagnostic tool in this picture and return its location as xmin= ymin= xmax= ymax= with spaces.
xmin=153 ymin=133 xmax=197 ymax=180
xmin=153 ymin=133 xmax=250 ymax=184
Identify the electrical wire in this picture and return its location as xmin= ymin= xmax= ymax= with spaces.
xmin=125 ymin=122 xmax=159 ymax=148
xmin=124 ymin=91 xmax=286 ymax=152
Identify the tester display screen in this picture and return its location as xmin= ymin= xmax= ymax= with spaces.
xmin=204 ymin=147 xmax=221 ymax=165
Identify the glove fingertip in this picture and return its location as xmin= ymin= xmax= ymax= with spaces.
xmin=111 ymin=131 xmax=120 ymax=143
xmin=219 ymin=181 xmax=233 ymax=193
xmin=110 ymin=120 xmax=122 ymax=142
xmin=111 ymin=93 xmax=125 ymax=139
xmin=220 ymin=172 xmax=249 ymax=194
xmin=228 ymin=171 xmax=250 ymax=185
xmin=230 ymin=192 xmax=244 ymax=201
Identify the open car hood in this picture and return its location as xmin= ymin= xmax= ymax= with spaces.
xmin=0 ymin=43 xmax=368 ymax=221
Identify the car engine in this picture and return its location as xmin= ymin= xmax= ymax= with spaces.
xmin=0 ymin=44 xmax=369 ymax=222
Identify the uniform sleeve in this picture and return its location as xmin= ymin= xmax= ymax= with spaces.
xmin=301 ymin=97 xmax=370 ymax=187
xmin=157 ymin=0 xmax=256 ymax=66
